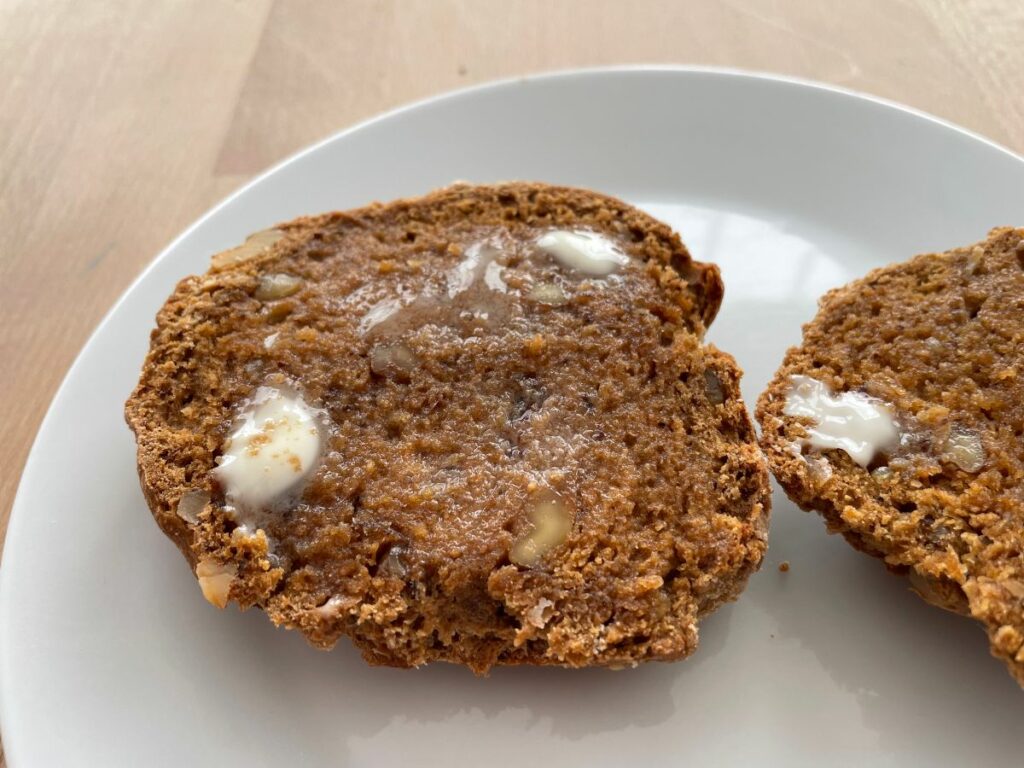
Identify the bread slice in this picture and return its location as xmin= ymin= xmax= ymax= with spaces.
xmin=126 ymin=182 xmax=769 ymax=673
xmin=757 ymin=227 xmax=1024 ymax=685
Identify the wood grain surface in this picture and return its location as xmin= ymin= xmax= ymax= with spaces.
xmin=1 ymin=1 xmax=1023 ymax=763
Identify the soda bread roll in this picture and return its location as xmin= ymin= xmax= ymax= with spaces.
xmin=126 ymin=182 xmax=769 ymax=673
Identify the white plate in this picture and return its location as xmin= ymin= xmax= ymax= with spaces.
xmin=2 ymin=68 xmax=1023 ymax=767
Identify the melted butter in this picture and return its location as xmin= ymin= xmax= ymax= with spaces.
xmin=359 ymin=296 xmax=404 ymax=335
xmin=358 ymin=238 xmax=514 ymax=341
xmin=535 ymin=230 xmax=629 ymax=276
xmin=447 ymin=241 xmax=507 ymax=298
xmin=358 ymin=229 xmax=628 ymax=340
xmin=783 ymin=375 xmax=899 ymax=467
xmin=213 ymin=387 xmax=322 ymax=511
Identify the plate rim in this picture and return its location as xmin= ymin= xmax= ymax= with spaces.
xmin=2 ymin=64 xmax=1023 ymax=764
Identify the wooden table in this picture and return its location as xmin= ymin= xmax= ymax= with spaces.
xmin=1 ymin=1 xmax=1022 ymax=763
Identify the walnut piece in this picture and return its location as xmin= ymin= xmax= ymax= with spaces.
xmin=704 ymin=370 xmax=725 ymax=404
xmin=528 ymin=282 xmax=568 ymax=305
xmin=211 ymin=229 xmax=284 ymax=270
xmin=511 ymin=496 xmax=572 ymax=567
xmin=370 ymin=343 xmax=418 ymax=380
xmin=255 ymin=273 xmax=302 ymax=300
xmin=175 ymin=489 xmax=209 ymax=525
xmin=195 ymin=559 xmax=238 ymax=608
xmin=940 ymin=427 xmax=985 ymax=473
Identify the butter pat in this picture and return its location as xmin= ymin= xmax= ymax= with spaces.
xmin=535 ymin=230 xmax=629 ymax=276
xmin=213 ymin=387 xmax=322 ymax=510
xmin=783 ymin=375 xmax=898 ymax=467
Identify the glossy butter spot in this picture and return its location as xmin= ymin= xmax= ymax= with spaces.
xmin=783 ymin=375 xmax=898 ymax=467
xmin=535 ymin=230 xmax=629 ymax=276
xmin=214 ymin=387 xmax=322 ymax=510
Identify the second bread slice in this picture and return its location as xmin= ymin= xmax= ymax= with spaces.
xmin=757 ymin=227 xmax=1024 ymax=685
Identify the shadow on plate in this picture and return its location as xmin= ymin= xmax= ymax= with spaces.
xmin=761 ymin=490 xmax=1023 ymax=765
xmin=220 ymin=591 xmax=732 ymax=752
